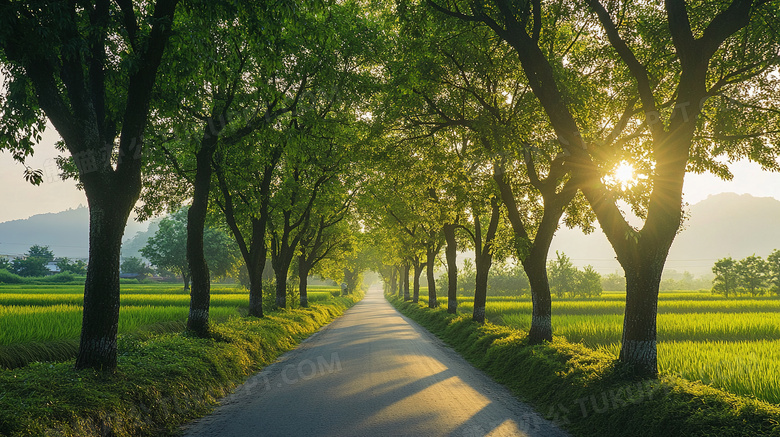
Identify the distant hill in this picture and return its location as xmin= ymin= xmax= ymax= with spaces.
xmin=0 ymin=206 xmax=150 ymax=259
xmin=549 ymin=193 xmax=780 ymax=276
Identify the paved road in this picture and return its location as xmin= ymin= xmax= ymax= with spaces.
xmin=182 ymin=286 xmax=569 ymax=437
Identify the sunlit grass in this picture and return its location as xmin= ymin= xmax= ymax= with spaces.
xmin=421 ymin=292 xmax=780 ymax=405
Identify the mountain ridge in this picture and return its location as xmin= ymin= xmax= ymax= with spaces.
xmin=550 ymin=192 xmax=780 ymax=275
xmin=0 ymin=206 xmax=149 ymax=259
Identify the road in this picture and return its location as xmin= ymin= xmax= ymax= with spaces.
xmin=182 ymin=286 xmax=569 ymax=437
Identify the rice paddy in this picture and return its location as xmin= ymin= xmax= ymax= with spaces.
xmin=419 ymin=291 xmax=780 ymax=405
xmin=0 ymin=283 xmax=338 ymax=366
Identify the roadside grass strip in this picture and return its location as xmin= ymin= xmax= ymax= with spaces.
xmin=388 ymin=293 xmax=780 ymax=437
xmin=0 ymin=292 xmax=362 ymax=437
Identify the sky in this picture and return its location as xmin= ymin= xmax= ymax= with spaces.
xmin=1 ymin=125 xmax=780 ymax=224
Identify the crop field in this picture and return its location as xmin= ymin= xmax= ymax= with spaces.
xmin=0 ymin=283 xmax=338 ymax=367
xmin=418 ymin=291 xmax=780 ymax=405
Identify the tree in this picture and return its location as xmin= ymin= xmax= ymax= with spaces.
xmin=140 ymin=207 xmax=239 ymax=291
xmin=0 ymin=0 xmax=179 ymax=370
xmin=712 ymin=257 xmax=739 ymax=297
xmin=577 ymin=266 xmax=603 ymax=298
xmin=120 ymin=257 xmax=152 ymax=282
xmin=140 ymin=0 xmax=311 ymax=333
xmin=767 ymin=250 xmax=780 ymax=295
xmin=11 ymin=245 xmax=55 ymax=277
xmin=548 ymin=252 xmax=578 ymax=298
xmin=736 ymin=255 xmax=768 ymax=296
xmin=57 ymin=258 xmax=88 ymax=275
xmin=390 ymin=4 xmax=592 ymax=339
xmin=602 ymin=273 xmax=626 ymax=292
xmin=429 ymin=0 xmax=780 ymax=376
xmin=141 ymin=211 xmax=189 ymax=289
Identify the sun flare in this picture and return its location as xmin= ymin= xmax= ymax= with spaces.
xmin=609 ymin=161 xmax=638 ymax=189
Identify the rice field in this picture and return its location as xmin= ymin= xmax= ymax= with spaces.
xmin=0 ymin=283 xmax=337 ymax=346
xmin=420 ymin=291 xmax=780 ymax=405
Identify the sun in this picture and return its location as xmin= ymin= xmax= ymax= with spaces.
xmin=608 ymin=161 xmax=638 ymax=190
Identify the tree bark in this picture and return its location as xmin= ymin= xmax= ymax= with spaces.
xmin=426 ymin=244 xmax=438 ymax=308
xmin=472 ymin=198 xmax=501 ymax=324
xmin=186 ymin=112 xmax=226 ymax=336
xmin=397 ymin=264 xmax=404 ymax=298
xmin=443 ymin=224 xmax=458 ymax=314
xmin=182 ymin=270 xmax=191 ymax=292
xmin=522 ymin=255 xmax=552 ymax=343
xmin=272 ymin=247 xmax=295 ymax=308
xmin=620 ymin=258 xmax=664 ymax=377
xmin=299 ymin=261 xmax=309 ymax=308
xmin=389 ymin=266 xmax=398 ymax=296
xmin=246 ymin=253 xmax=266 ymax=317
xmin=75 ymin=199 xmax=133 ymax=370
xmin=403 ymin=263 xmax=411 ymax=301
xmin=185 ymin=138 xmax=215 ymax=335
xmin=412 ymin=258 xmax=424 ymax=303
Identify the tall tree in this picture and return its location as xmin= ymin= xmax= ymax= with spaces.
xmin=429 ymin=0 xmax=780 ymax=376
xmin=138 ymin=0 xmax=305 ymax=331
xmin=391 ymin=4 xmax=591 ymax=339
xmin=0 ymin=0 xmax=179 ymax=370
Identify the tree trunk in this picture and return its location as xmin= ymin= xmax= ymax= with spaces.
xmin=443 ymin=224 xmax=458 ymax=314
xmin=186 ymin=121 xmax=222 ymax=337
xmin=426 ymin=244 xmax=438 ymax=309
xmin=75 ymin=202 xmax=132 ymax=371
xmin=473 ymin=254 xmax=492 ymax=324
xmin=472 ymin=199 xmax=501 ymax=324
xmin=403 ymin=263 xmax=410 ymax=301
xmin=619 ymin=259 xmax=664 ymax=377
xmin=299 ymin=272 xmax=309 ymax=308
xmin=397 ymin=265 xmax=403 ymax=298
xmin=182 ymin=271 xmax=191 ymax=292
xmin=298 ymin=254 xmax=311 ymax=308
xmin=247 ymin=253 xmax=265 ymax=318
xmin=412 ymin=260 xmax=423 ymax=303
xmin=389 ymin=266 xmax=398 ymax=296
xmin=523 ymin=255 xmax=552 ymax=344
xmin=274 ymin=261 xmax=289 ymax=309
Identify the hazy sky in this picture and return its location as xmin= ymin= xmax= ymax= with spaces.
xmin=1 ymin=126 xmax=779 ymax=224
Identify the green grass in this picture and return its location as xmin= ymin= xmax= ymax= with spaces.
xmin=0 ymin=283 xmax=338 ymax=369
xmin=415 ymin=292 xmax=780 ymax=406
xmin=388 ymin=293 xmax=780 ymax=437
xmin=0 ymin=292 xmax=363 ymax=437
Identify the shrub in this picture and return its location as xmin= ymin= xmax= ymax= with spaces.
xmin=0 ymin=269 xmax=25 ymax=284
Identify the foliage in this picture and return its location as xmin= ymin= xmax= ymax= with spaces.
xmin=768 ymin=250 xmax=780 ymax=295
xmin=548 ymin=252 xmax=578 ymax=298
xmin=120 ymin=257 xmax=153 ymax=283
xmin=55 ymin=258 xmax=87 ymax=275
xmin=712 ymin=257 xmax=740 ymax=297
xmin=438 ymin=258 xmax=530 ymax=297
xmin=10 ymin=245 xmax=55 ymax=277
xmin=712 ymin=254 xmax=774 ymax=297
xmin=140 ymin=207 xmax=240 ymax=286
xmin=547 ymin=252 xmax=602 ymax=298
xmin=0 ymin=269 xmax=24 ymax=284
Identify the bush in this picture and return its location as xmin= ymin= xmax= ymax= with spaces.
xmin=38 ymin=272 xmax=78 ymax=283
xmin=0 ymin=269 xmax=25 ymax=284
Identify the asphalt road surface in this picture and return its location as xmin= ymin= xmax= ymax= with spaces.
xmin=182 ymin=286 xmax=570 ymax=437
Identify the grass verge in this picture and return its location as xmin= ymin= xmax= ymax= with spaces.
xmin=0 ymin=292 xmax=362 ymax=437
xmin=386 ymin=293 xmax=780 ymax=437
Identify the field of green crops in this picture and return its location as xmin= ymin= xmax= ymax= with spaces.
xmin=419 ymin=291 xmax=780 ymax=405
xmin=0 ymin=283 xmax=338 ymax=367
